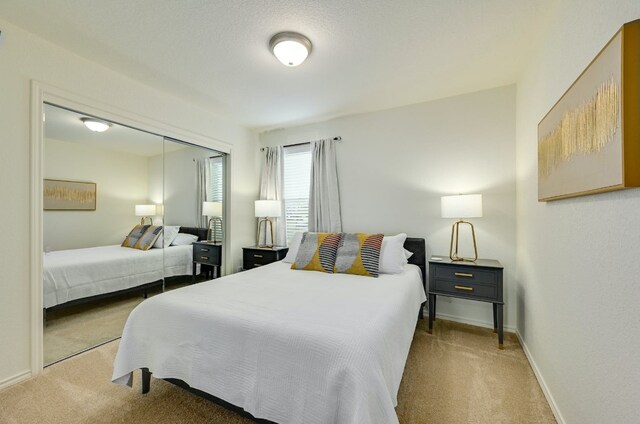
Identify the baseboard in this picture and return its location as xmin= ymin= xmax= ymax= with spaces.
xmin=0 ymin=370 xmax=31 ymax=391
xmin=430 ymin=310 xmax=516 ymax=332
xmin=516 ymin=330 xmax=565 ymax=424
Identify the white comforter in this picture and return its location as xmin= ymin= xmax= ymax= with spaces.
xmin=112 ymin=262 xmax=426 ymax=424
xmin=44 ymin=244 xmax=193 ymax=308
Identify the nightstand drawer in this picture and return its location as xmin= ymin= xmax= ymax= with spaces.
xmin=434 ymin=266 xmax=497 ymax=285
xmin=243 ymin=250 xmax=278 ymax=266
xmin=194 ymin=245 xmax=221 ymax=266
xmin=242 ymin=247 xmax=289 ymax=270
xmin=434 ymin=279 xmax=497 ymax=299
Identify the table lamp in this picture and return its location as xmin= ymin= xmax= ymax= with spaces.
xmin=202 ymin=201 xmax=223 ymax=243
xmin=441 ymin=194 xmax=482 ymax=262
xmin=135 ymin=204 xmax=156 ymax=225
xmin=255 ymin=200 xmax=281 ymax=248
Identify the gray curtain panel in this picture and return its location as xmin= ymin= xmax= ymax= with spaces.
xmin=309 ymin=139 xmax=342 ymax=233
xmin=259 ymin=146 xmax=286 ymax=246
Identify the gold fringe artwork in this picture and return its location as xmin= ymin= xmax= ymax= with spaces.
xmin=44 ymin=185 xmax=96 ymax=204
xmin=538 ymin=78 xmax=620 ymax=178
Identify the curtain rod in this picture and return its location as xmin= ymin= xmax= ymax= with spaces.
xmin=260 ymin=136 xmax=342 ymax=152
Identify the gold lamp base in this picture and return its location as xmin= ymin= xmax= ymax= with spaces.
xmin=449 ymin=220 xmax=478 ymax=262
xmin=207 ymin=217 xmax=223 ymax=244
xmin=257 ymin=217 xmax=275 ymax=248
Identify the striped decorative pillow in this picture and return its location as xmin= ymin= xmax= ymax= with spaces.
xmin=291 ymin=232 xmax=342 ymax=273
xmin=122 ymin=225 xmax=163 ymax=251
xmin=334 ymin=233 xmax=384 ymax=277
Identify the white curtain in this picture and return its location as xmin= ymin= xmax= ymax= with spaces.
xmin=195 ymin=158 xmax=210 ymax=228
xmin=259 ymin=147 xmax=286 ymax=246
xmin=308 ymin=139 xmax=342 ymax=233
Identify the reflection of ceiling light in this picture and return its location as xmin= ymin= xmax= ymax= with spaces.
xmin=269 ymin=32 xmax=312 ymax=67
xmin=80 ymin=117 xmax=111 ymax=132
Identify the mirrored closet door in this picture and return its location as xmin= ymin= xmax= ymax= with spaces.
xmin=42 ymin=104 xmax=228 ymax=366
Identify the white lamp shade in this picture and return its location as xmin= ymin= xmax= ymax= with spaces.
xmin=135 ymin=204 xmax=157 ymax=217
xmin=441 ymin=194 xmax=483 ymax=219
xmin=255 ymin=200 xmax=281 ymax=217
xmin=273 ymin=40 xmax=309 ymax=66
xmin=202 ymin=201 xmax=222 ymax=217
xmin=81 ymin=118 xmax=111 ymax=132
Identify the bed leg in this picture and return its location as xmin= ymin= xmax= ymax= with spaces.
xmin=419 ymin=302 xmax=425 ymax=320
xmin=143 ymin=288 xmax=148 ymax=299
xmin=141 ymin=368 xmax=151 ymax=394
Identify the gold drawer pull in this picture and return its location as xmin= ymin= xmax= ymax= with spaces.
xmin=200 ymin=256 xmax=209 ymax=260
xmin=254 ymin=254 xmax=263 ymax=258
xmin=454 ymin=272 xmax=473 ymax=278
xmin=200 ymin=248 xmax=209 ymax=252
xmin=253 ymin=263 xmax=263 ymax=267
xmin=454 ymin=285 xmax=474 ymax=291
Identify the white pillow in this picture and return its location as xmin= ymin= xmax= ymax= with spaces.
xmin=153 ymin=226 xmax=181 ymax=248
xmin=282 ymin=232 xmax=304 ymax=263
xmin=170 ymin=233 xmax=198 ymax=246
xmin=379 ymin=233 xmax=409 ymax=274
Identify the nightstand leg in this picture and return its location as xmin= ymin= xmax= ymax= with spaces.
xmin=497 ymin=303 xmax=504 ymax=349
xmin=433 ymin=295 xmax=437 ymax=321
xmin=428 ymin=294 xmax=435 ymax=334
xmin=192 ymin=262 xmax=196 ymax=284
xmin=493 ymin=303 xmax=498 ymax=333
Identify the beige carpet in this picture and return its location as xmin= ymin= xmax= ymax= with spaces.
xmin=2 ymin=319 xmax=556 ymax=424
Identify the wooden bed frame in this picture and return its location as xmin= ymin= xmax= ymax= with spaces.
xmin=44 ymin=227 xmax=208 ymax=321
xmin=140 ymin=237 xmax=426 ymax=423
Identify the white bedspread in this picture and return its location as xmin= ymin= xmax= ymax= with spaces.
xmin=112 ymin=262 xmax=426 ymax=424
xmin=44 ymin=244 xmax=193 ymax=308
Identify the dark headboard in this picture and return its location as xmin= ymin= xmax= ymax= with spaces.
xmin=404 ymin=237 xmax=426 ymax=291
xmin=179 ymin=226 xmax=208 ymax=241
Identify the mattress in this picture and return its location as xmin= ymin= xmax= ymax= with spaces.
xmin=43 ymin=244 xmax=193 ymax=308
xmin=112 ymin=261 xmax=426 ymax=424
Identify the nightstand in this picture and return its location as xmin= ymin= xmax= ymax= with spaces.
xmin=428 ymin=256 xmax=504 ymax=349
xmin=192 ymin=241 xmax=222 ymax=283
xmin=242 ymin=246 xmax=288 ymax=270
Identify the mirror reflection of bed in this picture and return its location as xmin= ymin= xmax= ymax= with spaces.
xmin=42 ymin=104 xmax=226 ymax=366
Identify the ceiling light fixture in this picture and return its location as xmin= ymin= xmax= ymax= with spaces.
xmin=269 ymin=31 xmax=312 ymax=67
xmin=80 ymin=117 xmax=112 ymax=132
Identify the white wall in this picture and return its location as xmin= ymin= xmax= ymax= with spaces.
xmin=148 ymin=144 xmax=219 ymax=228
xmin=260 ymin=85 xmax=517 ymax=329
xmin=0 ymin=17 xmax=259 ymax=387
xmin=515 ymin=3 xmax=640 ymax=423
xmin=44 ymin=138 xmax=151 ymax=250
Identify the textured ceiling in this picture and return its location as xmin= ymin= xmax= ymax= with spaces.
xmin=1 ymin=1 xmax=551 ymax=130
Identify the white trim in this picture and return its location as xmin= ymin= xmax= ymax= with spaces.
xmin=516 ymin=330 xmax=565 ymax=424
xmin=0 ymin=370 xmax=31 ymax=391
xmin=30 ymin=80 xmax=234 ymax=376
xmin=431 ymin=311 xmax=516 ymax=332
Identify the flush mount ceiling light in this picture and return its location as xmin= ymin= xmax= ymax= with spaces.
xmin=269 ymin=31 xmax=312 ymax=67
xmin=80 ymin=117 xmax=112 ymax=132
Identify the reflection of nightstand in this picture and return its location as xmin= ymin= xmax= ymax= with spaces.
xmin=242 ymin=246 xmax=288 ymax=270
xmin=428 ymin=256 xmax=504 ymax=349
xmin=192 ymin=241 xmax=222 ymax=283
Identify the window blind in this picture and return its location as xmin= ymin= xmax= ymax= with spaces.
xmin=283 ymin=144 xmax=311 ymax=244
xmin=207 ymin=155 xmax=224 ymax=240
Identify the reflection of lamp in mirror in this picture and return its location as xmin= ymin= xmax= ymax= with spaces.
xmin=135 ymin=204 xmax=156 ymax=225
xmin=203 ymin=201 xmax=223 ymax=243
xmin=255 ymin=200 xmax=281 ymax=248
xmin=441 ymin=194 xmax=482 ymax=262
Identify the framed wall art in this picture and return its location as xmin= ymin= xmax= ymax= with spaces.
xmin=538 ymin=19 xmax=640 ymax=201
xmin=43 ymin=179 xmax=97 ymax=211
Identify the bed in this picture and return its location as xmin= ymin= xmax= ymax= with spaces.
xmin=112 ymin=237 xmax=426 ymax=424
xmin=44 ymin=227 xmax=207 ymax=311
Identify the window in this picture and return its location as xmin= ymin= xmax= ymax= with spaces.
xmin=283 ymin=144 xmax=311 ymax=244
xmin=207 ymin=155 xmax=225 ymax=241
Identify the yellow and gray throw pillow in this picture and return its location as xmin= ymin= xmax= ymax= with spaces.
xmin=291 ymin=232 xmax=342 ymax=273
xmin=334 ymin=233 xmax=384 ymax=277
xmin=122 ymin=225 xmax=163 ymax=251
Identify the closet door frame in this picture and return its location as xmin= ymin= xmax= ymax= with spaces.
xmin=30 ymin=81 xmax=232 ymax=375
